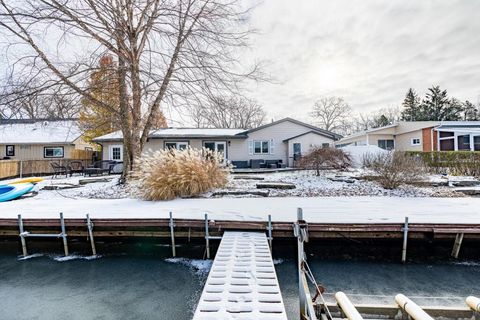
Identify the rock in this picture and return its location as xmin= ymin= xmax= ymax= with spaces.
xmin=233 ymin=176 xmax=265 ymax=180
xmin=451 ymin=180 xmax=480 ymax=187
xmin=212 ymin=190 xmax=269 ymax=197
xmin=79 ymin=177 xmax=113 ymax=185
xmin=42 ymin=184 xmax=81 ymax=190
xmin=328 ymin=177 xmax=356 ymax=183
xmin=455 ymin=188 xmax=480 ymax=196
xmin=256 ymin=182 xmax=296 ymax=189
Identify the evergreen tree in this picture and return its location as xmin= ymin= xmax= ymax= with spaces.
xmin=462 ymin=100 xmax=479 ymax=120
xmin=418 ymin=86 xmax=461 ymax=121
xmin=400 ymin=88 xmax=420 ymax=121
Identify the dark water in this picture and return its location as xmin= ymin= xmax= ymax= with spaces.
xmin=0 ymin=240 xmax=479 ymax=320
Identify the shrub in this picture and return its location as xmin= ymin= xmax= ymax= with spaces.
xmin=131 ymin=147 xmax=230 ymax=200
xmin=406 ymin=151 xmax=480 ymax=176
xmin=363 ymin=151 xmax=425 ymax=189
xmin=299 ymin=147 xmax=351 ymax=176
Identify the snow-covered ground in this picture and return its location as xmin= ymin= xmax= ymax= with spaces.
xmin=2 ymin=193 xmax=480 ymax=223
xmin=210 ymin=170 xmax=461 ymax=198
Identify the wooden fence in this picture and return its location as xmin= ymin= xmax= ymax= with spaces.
xmin=0 ymin=149 xmax=96 ymax=180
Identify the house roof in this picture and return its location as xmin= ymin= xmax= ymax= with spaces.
xmin=0 ymin=120 xmax=82 ymax=144
xmin=93 ymin=127 xmax=247 ymax=142
xmin=282 ymin=130 xmax=336 ymax=142
xmin=246 ymin=117 xmax=342 ymax=140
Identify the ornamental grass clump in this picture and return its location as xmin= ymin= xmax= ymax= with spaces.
xmin=132 ymin=147 xmax=229 ymax=200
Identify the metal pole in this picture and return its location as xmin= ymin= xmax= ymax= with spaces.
xmin=169 ymin=211 xmax=176 ymax=257
xmin=18 ymin=214 xmax=27 ymax=257
xmin=395 ymin=294 xmax=434 ymax=320
xmin=335 ymin=292 xmax=364 ymax=320
xmin=205 ymin=213 xmax=210 ymax=259
xmin=451 ymin=233 xmax=464 ymax=259
xmin=401 ymin=217 xmax=409 ymax=263
xmin=296 ymin=207 xmax=306 ymax=318
xmin=267 ymin=214 xmax=273 ymax=248
xmin=86 ymin=214 xmax=97 ymax=256
xmin=60 ymin=212 xmax=69 ymax=256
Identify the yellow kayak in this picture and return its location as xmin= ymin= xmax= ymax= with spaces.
xmin=9 ymin=177 xmax=44 ymax=185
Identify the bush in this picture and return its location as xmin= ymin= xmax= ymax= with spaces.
xmin=406 ymin=151 xmax=480 ymax=176
xmin=299 ymin=147 xmax=351 ymax=176
xmin=131 ymin=147 xmax=229 ymax=200
xmin=363 ymin=151 xmax=425 ymax=189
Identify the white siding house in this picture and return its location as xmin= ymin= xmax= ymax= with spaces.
xmin=94 ymin=118 xmax=341 ymax=167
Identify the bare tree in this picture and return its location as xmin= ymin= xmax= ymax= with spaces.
xmin=0 ymin=0 xmax=261 ymax=179
xmin=310 ymin=96 xmax=352 ymax=133
xmin=191 ymin=96 xmax=266 ymax=128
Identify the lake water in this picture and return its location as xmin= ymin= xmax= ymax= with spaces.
xmin=1 ymin=241 xmax=479 ymax=320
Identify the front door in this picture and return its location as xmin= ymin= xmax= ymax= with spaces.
xmin=204 ymin=141 xmax=227 ymax=161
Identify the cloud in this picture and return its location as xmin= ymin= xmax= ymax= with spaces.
xmin=244 ymin=0 xmax=480 ymax=119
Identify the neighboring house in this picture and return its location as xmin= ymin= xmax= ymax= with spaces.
xmin=336 ymin=121 xmax=480 ymax=152
xmin=0 ymin=119 xmax=92 ymax=160
xmin=93 ymin=118 xmax=341 ymax=167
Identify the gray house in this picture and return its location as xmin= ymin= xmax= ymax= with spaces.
xmin=93 ymin=118 xmax=341 ymax=167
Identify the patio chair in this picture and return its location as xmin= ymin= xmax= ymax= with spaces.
xmin=68 ymin=161 xmax=85 ymax=176
xmin=50 ymin=162 xmax=69 ymax=178
xmin=84 ymin=160 xmax=118 ymax=176
xmin=250 ymin=159 xmax=265 ymax=169
xmin=265 ymin=160 xmax=279 ymax=168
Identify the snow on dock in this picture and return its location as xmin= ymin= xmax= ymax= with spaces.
xmin=193 ymin=232 xmax=287 ymax=320
xmin=2 ymin=196 xmax=480 ymax=224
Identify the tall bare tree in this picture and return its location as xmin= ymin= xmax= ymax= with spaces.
xmin=0 ymin=0 xmax=260 ymax=179
xmin=191 ymin=96 xmax=266 ymax=128
xmin=310 ymin=96 xmax=352 ymax=133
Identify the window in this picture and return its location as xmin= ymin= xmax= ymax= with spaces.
xmin=5 ymin=145 xmax=15 ymax=157
xmin=377 ymin=139 xmax=394 ymax=150
xmin=254 ymin=140 xmax=270 ymax=154
xmin=44 ymin=146 xmax=64 ymax=158
xmin=293 ymin=143 xmax=301 ymax=155
xmin=109 ymin=145 xmax=123 ymax=161
xmin=411 ymin=138 xmax=421 ymax=146
xmin=165 ymin=142 xmax=188 ymax=150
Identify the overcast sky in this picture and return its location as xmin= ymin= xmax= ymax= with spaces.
xmin=244 ymin=0 xmax=480 ymax=122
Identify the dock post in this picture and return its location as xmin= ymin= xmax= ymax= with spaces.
xmin=267 ymin=214 xmax=273 ymax=248
xmin=205 ymin=213 xmax=210 ymax=259
xmin=451 ymin=233 xmax=464 ymax=259
xmin=18 ymin=214 xmax=28 ymax=257
xmin=296 ymin=207 xmax=306 ymax=318
xmin=60 ymin=212 xmax=69 ymax=256
xmin=86 ymin=214 xmax=97 ymax=256
xmin=401 ymin=217 xmax=409 ymax=263
xmin=169 ymin=211 xmax=176 ymax=257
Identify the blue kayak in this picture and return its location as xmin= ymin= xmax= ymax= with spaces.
xmin=0 ymin=183 xmax=35 ymax=202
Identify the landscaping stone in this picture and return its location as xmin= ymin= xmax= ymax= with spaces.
xmin=328 ymin=177 xmax=356 ymax=183
xmin=451 ymin=180 xmax=480 ymax=187
xmin=455 ymin=189 xmax=480 ymax=196
xmin=256 ymin=182 xmax=296 ymax=189
xmin=79 ymin=177 xmax=113 ymax=185
xmin=212 ymin=190 xmax=270 ymax=197
xmin=42 ymin=184 xmax=81 ymax=190
xmin=233 ymin=176 xmax=265 ymax=180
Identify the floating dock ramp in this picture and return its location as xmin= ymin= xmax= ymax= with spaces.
xmin=193 ymin=231 xmax=287 ymax=320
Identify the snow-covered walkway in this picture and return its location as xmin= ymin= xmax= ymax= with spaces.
xmin=0 ymin=196 xmax=479 ymax=224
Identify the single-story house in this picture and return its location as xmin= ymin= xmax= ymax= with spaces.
xmin=93 ymin=118 xmax=342 ymax=167
xmin=0 ymin=119 xmax=92 ymax=160
xmin=336 ymin=121 xmax=480 ymax=152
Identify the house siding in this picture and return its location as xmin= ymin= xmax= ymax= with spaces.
xmin=0 ymin=144 xmax=77 ymax=160
xmin=286 ymin=133 xmax=333 ymax=166
xmin=395 ymin=130 xmax=424 ymax=151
